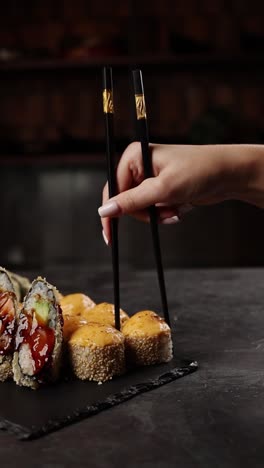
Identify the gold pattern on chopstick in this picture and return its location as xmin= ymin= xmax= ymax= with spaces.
xmin=103 ymin=89 xmax=114 ymax=114
xmin=135 ymin=94 xmax=147 ymax=120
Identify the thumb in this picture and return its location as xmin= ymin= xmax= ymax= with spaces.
xmin=98 ymin=177 xmax=163 ymax=218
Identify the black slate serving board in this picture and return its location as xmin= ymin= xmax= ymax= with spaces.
xmin=0 ymin=354 xmax=197 ymax=440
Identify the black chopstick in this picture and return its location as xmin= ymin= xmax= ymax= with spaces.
xmin=102 ymin=66 xmax=120 ymax=330
xmin=132 ymin=69 xmax=171 ymax=327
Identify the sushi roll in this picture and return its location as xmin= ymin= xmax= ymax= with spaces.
xmin=63 ymin=314 xmax=88 ymax=342
xmin=61 ymin=293 xmax=95 ymax=318
xmin=7 ymin=271 xmax=31 ymax=303
xmin=122 ymin=310 xmax=173 ymax=367
xmin=68 ymin=323 xmax=125 ymax=383
xmin=13 ymin=277 xmax=64 ymax=389
xmin=82 ymin=302 xmax=129 ymax=329
xmin=0 ymin=267 xmax=18 ymax=382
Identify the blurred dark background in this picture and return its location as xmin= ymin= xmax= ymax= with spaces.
xmin=0 ymin=0 xmax=264 ymax=271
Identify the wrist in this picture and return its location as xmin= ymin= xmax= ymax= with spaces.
xmin=217 ymin=145 xmax=264 ymax=207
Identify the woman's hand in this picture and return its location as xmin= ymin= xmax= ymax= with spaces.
xmin=98 ymin=142 xmax=262 ymax=244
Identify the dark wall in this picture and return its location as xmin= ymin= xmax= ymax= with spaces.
xmin=2 ymin=165 xmax=264 ymax=270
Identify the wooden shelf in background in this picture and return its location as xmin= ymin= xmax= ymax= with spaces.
xmin=0 ymin=54 xmax=264 ymax=75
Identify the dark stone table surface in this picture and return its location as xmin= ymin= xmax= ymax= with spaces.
xmin=1 ymin=267 xmax=264 ymax=468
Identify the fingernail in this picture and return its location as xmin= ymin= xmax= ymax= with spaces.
xmin=162 ymin=216 xmax=180 ymax=225
xmin=98 ymin=201 xmax=120 ymax=218
xmin=178 ymin=204 xmax=193 ymax=215
xmin=102 ymin=230 xmax=109 ymax=246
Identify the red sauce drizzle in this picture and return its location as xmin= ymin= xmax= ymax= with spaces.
xmin=16 ymin=308 xmax=56 ymax=375
xmin=0 ymin=291 xmax=16 ymax=355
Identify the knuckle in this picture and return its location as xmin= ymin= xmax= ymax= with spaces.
xmin=127 ymin=141 xmax=141 ymax=155
xmin=121 ymin=142 xmax=141 ymax=166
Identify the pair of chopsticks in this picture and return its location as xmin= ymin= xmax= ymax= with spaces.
xmin=102 ymin=67 xmax=170 ymax=330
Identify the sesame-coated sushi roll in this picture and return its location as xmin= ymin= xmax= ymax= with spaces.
xmin=0 ymin=267 xmax=18 ymax=381
xmin=69 ymin=323 xmax=125 ymax=383
xmin=63 ymin=314 xmax=88 ymax=342
xmin=82 ymin=302 xmax=129 ymax=329
xmin=13 ymin=277 xmax=63 ymax=389
xmin=61 ymin=293 xmax=95 ymax=318
xmin=122 ymin=310 xmax=173 ymax=367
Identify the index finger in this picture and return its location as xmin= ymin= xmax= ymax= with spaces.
xmin=100 ymin=142 xmax=145 ymax=243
